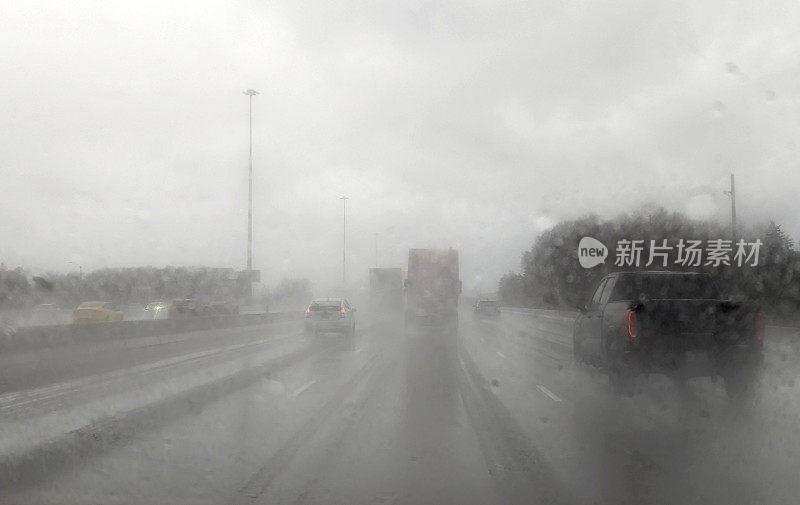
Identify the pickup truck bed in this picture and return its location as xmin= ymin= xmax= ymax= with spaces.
xmin=573 ymin=271 xmax=764 ymax=398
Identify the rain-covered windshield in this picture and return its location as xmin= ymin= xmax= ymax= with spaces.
xmin=1 ymin=2 xmax=799 ymax=505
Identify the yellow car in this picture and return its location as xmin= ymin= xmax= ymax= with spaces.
xmin=72 ymin=301 xmax=124 ymax=324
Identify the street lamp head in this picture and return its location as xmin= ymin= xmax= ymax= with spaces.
xmin=243 ymin=89 xmax=259 ymax=96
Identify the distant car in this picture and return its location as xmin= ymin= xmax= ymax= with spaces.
xmin=168 ymin=299 xmax=199 ymax=318
xmin=473 ymin=299 xmax=500 ymax=318
xmin=143 ymin=301 xmax=169 ymax=320
xmin=304 ymin=297 xmax=356 ymax=337
xmin=202 ymin=301 xmax=240 ymax=315
xmin=73 ymin=301 xmax=124 ymax=324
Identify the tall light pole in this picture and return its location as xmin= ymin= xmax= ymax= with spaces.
xmin=723 ymin=173 xmax=737 ymax=237
xmin=68 ymin=261 xmax=82 ymax=280
xmin=730 ymin=173 xmax=737 ymax=237
xmin=340 ymin=196 xmax=349 ymax=284
xmin=243 ymin=89 xmax=259 ymax=275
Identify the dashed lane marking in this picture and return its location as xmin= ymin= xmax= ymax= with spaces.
xmin=289 ymin=380 xmax=317 ymax=398
xmin=536 ymin=384 xmax=562 ymax=403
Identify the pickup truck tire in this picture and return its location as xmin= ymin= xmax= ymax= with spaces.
xmin=722 ymin=356 xmax=762 ymax=401
xmin=572 ymin=332 xmax=584 ymax=364
xmin=609 ymin=367 xmax=635 ymax=397
xmin=724 ymin=375 xmax=750 ymax=400
xmin=606 ymin=336 xmax=635 ymax=396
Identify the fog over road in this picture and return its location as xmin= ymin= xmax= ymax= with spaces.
xmin=1 ymin=312 xmax=798 ymax=504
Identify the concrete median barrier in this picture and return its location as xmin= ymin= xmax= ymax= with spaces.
xmin=0 ymin=312 xmax=301 ymax=353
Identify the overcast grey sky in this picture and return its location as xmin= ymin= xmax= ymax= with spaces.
xmin=2 ymin=0 xmax=799 ymax=293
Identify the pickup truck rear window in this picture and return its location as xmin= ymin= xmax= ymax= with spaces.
xmin=610 ymin=274 xmax=720 ymax=301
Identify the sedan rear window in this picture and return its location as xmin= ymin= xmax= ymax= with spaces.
xmin=310 ymin=303 xmax=341 ymax=310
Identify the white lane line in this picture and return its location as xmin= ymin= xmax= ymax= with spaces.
xmin=290 ymin=380 xmax=317 ymax=398
xmin=496 ymin=351 xmax=506 ymax=359
xmin=536 ymin=384 xmax=562 ymax=403
xmin=0 ymin=334 xmax=299 ymax=411
xmin=0 ymin=344 xmax=253 ymax=411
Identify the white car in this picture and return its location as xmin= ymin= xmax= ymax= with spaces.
xmin=304 ymin=298 xmax=356 ymax=337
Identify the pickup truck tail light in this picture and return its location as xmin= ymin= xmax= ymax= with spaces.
xmin=626 ymin=309 xmax=640 ymax=340
xmin=340 ymin=307 xmax=346 ymax=318
xmin=754 ymin=310 xmax=765 ymax=342
xmin=305 ymin=307 xmax=310 ymax=318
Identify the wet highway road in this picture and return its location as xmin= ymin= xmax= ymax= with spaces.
xmin=1 ymin=312 xmax=799 ymax=504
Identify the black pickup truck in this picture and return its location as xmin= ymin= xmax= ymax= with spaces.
xmin=573 ymin=271 xmax=765 ymax=398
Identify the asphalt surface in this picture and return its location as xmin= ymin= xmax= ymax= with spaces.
xmin=1 ymin=311 xmax=799 ymax=504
